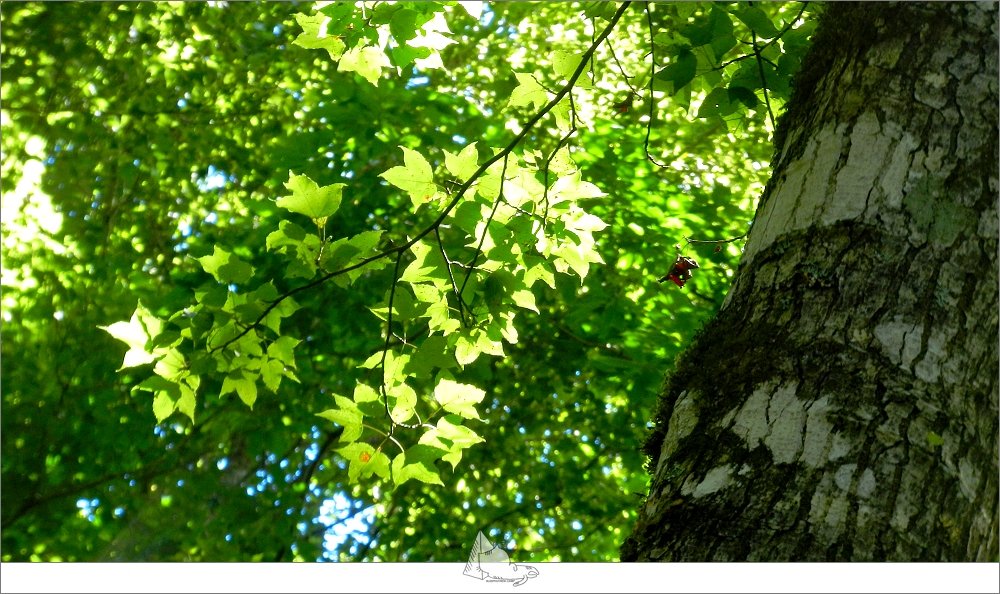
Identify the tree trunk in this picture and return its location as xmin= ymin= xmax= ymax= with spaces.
xmin=622 ymin=2 xmax=998 ymax=561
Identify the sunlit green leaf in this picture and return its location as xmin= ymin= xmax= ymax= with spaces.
xmin=278 ymin=172 xmax=345 ymax=219
xmin=380 ymin=147 xmax=438 ymax=206
xmin=433 ymin=377 xmax=484 ymax=420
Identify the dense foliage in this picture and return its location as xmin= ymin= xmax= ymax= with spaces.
xmin=2 ymin=1 xmax=815 ymax=561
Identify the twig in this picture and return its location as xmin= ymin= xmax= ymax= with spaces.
xmin=643 ymin=3 xmax=669 ymax=169
xmin=435 ymin=227 xmax=468 ymax=327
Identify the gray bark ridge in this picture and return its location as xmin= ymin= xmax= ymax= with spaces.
xmin=624 ymin=3 xmax=998 ymax=561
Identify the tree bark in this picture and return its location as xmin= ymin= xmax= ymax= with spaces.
xmin=622 ymin=2 xmax=998 ymax=561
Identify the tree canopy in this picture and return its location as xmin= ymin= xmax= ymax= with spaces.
xmin=2 ymin=1 xmax=817 ymax=561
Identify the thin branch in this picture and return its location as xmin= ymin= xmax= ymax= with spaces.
xmin=212 ymin=1 xmax=634 ymax=353
xmin=643 ymin=3 xmax=669 ymax=169
xmin=751 ymin=30 xmax=777 ymax=129
xmin=712 ymin=0 xmax=809 ymax=74
xmin=459 ymin=155 xmax=509 ymax=297
xmin=541 ymin=91 xmax=579 ymax=227
xmin=684 ymin=232 xmax=748 ymax=246
xmin=434 ymin=227 xmax=468 ymax=327
xmin=378 ymin=251 xmax=420 ymax=432
xmin=607 ymin=35 xmax=641 ymax=95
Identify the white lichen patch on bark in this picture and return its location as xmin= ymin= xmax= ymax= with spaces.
xmin=857 ymin=467 xmax=877 ymax=498
xmin=827 ymin=111 xmax=886 ymax=224
xmin=682 ymin=464 xmax=735 ymax=499
xmin=958 ymin=458 xmax=982 ymax=502
xmin=763 ymin=384 xmax=807 ymax=464
xmin=873 ymin=315 xmax=923 ymax=367
xmin=731 ymin=384 xmax=773 ymax=448
xmin=809 ymin=475 xmax=851 ymax=542
xmin=655 ymin=390 xmax=699 ymax=477
xmin=741 ymin=122 xmax=849 ymax=265
xmin=834 ymin=463 xmax=857 ymax=491
xmin=801 ymin=395 xmax=835 ymax=468
xmin=731 ymin=382 xmax=806 ymax=465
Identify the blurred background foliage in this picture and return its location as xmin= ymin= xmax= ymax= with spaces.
xmin=1 ymin=1 xmax=814 ymax=561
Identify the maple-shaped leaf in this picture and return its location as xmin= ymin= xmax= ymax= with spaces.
xmin=379 ymin=147 xmax=437 ymax=206
xmin=338 ymin=44 xmax=390 ymax=87
xmin=277 ymin=172 xmax=344 ymax=219
xmin=292 ymin=13 xmax=346 ymax=60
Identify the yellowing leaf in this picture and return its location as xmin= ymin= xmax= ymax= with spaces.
xmin=433 ymin=377 xmax=484 ymax=420
xmin=418 ymin=416 xmax=485 ymax=469
xmin=278 ymin=172 xmax=345 ymax=219
xmin=338 ymin=44 xmax=390 ymax=86
xmin=511 ymin=288 xmax=539 ymax=313
xmin=550 ymin=171 xmax=607 ymax=204
xmin=339 ymin=443 xmax=390 ymax=482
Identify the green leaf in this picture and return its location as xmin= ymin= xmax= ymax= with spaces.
xmin=418 ymin=415 xmax=485 ymax=469
xmin=278 ymin=172 xmax=345 ymax=219
xmin=697 ymin=86 xmax=737 ymax=119
xmin=388 ymin=382 xmax=417 ymax=423
xmin=262 ymin=297 xmax=301 ymax=335
xmin=100 ymin=301 xmax=164 ymax=369
xmin=135 ymin=375 xmax=178 ymax=396
xmin=399 ymin=240 xmax=449 ymax=284
xmin=654 ymin=48 xmax=696 ymax=94
xmin=551 ymin=50 xmax=579 ymax=79
xmin=317 ymin=395 xmax=364 ymax=442
xmin=454 ymin=333 xmax=480 ymax=366
xmin=728 ymin=85 xmax=759 ymax=109
xmin=507 ymin=73 xmax=549 ymax=111
xmin=433 ymin=377 xmax=484 ymax=420
xmin=339 ymin=443 xmax=391 ymax=482
xmin=222 ymin=371 xmax=258 ymax=409
xmin=153 ymin=392 xmax=177 ymax=423
xmin=267 ymin=336 xmax=300 ymax=367
xmin=389 ymin=44 xmax=432 ymax=69
xmin=549 ymin=171 xmax=606 ymax=204
xmin=260 ymin=358 xmax=285 ymax=392
xmin=338 ymin=44 xmax=390 ymax=86
xmin=152 ymin=392 xmax=176 ymax=424
xmin=405 ymin=335 xmax=455 ymax=376
xmin=176 ymin=378 xmax=197 ymax=422
xmin=392 ymin=445 xmax=445 ymax=486
xmin=196 ymin=246 xmax=253 ymax=284
xmin=442 ymin=142 xmax=480 ymax=179
xmin=266 ymin=219 xmax=307 ymax=249
xmin=733 ymin=7 xmax=780 ymax=38
xmin=292 ymin=13 xmax=347 ymax=60
xmin=379 ymin=147 xmax=437 ymax=206
xmin=510 ymin=288 xmax=539 ymax=313
xmin=523 ymin=255 xmax=556 ymax=289
xmin=153 ymin=348 xmax=187 ymax=382
xmin=322 ymin=230 xmax=384 ymax=274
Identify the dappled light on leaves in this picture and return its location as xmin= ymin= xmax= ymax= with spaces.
xmin=2 ymin=1 xmax=815 ymax=561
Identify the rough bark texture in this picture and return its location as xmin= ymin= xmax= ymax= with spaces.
xmin=622 ymin=2 xmax=998 ymax=561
